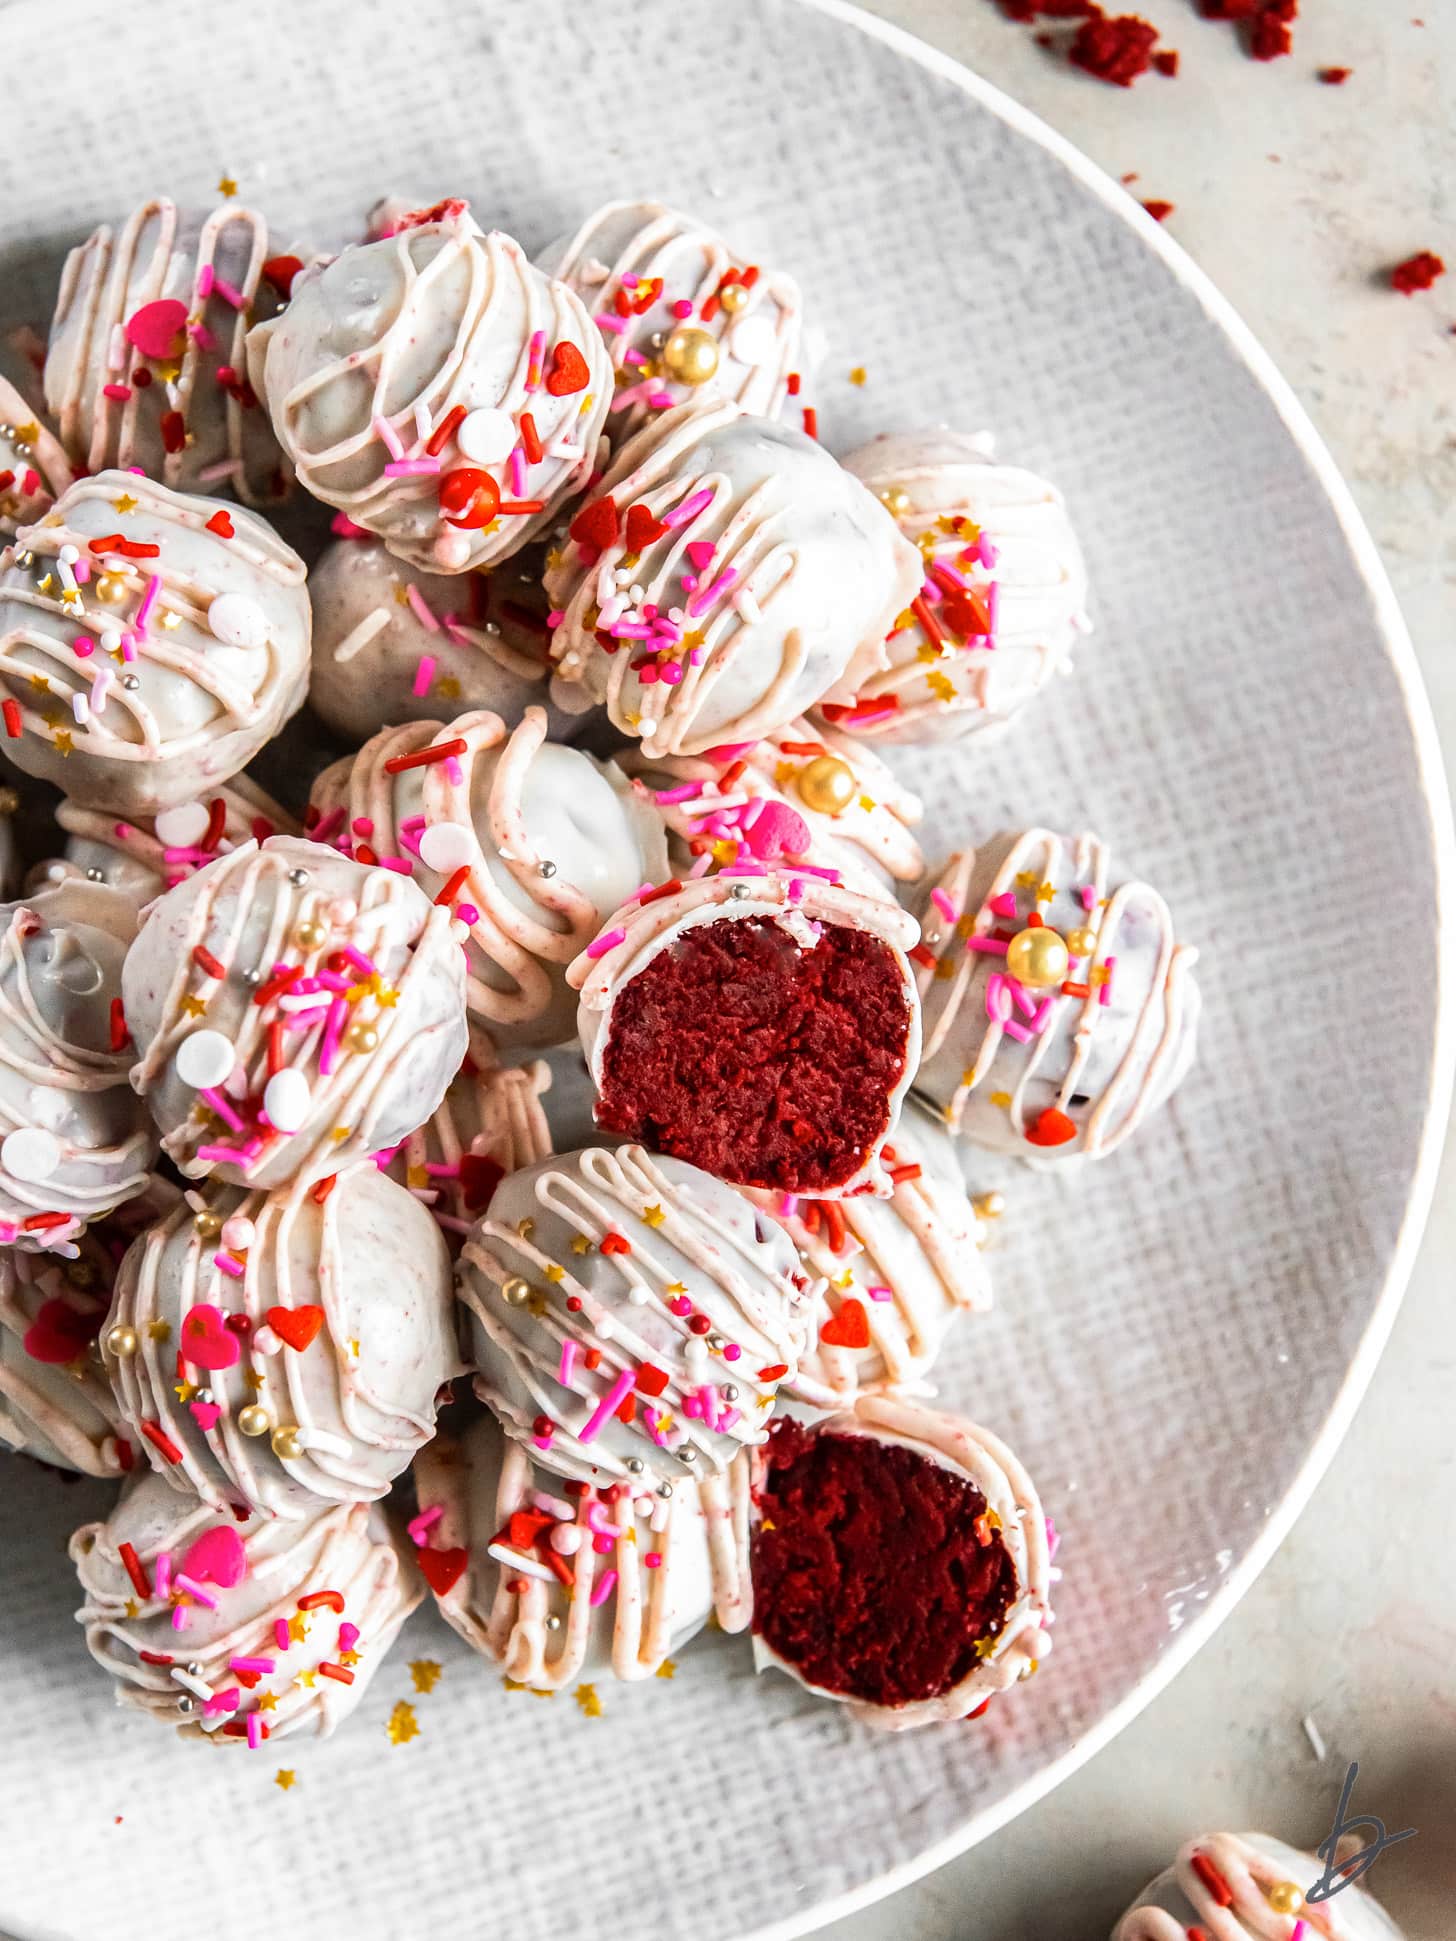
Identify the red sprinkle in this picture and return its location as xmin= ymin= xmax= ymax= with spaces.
xmin=1153 ymin=47 xmax=1179 ymax=73
xmin=205 ymin=509 xmax=234 ymax=538
xmin=1317 ymin=65 xmax=1351 ymax=83
xmin=298 ymin=1589 xmax=345 ymax=1612
xmin=1190 ymin=1854 xmax=1233 ymax=1907
xmin=786 ymin=372 xmax=801 ymax=396
xmin=191 ymin=944 xmax=226 ymax=980
xmin=1391 ymin=250 xmax=1445 ymax=295
xmin=118 ymin=1541 xmax=151 ymax=1599
xmin=518 ymin=411 xmax=543 ymax=464
xmin=757 ymin=1364 xmax=789 ymax=1382
xmin=435 ymin=864 xmax=470 ymax=908
xmin=261 ymin=254 xmax=304 ymax=298
xmin=23 ymin=1212 xmax=71 ymax=1232
xmin=252 ymin=964 xmax=302 ymax=1008
xmin=318 ymin=1661 xmax=355 ymax=1684
xmin=635 ymin=1363 xmax=670 ymax=1397
xmin=424 ymin=403 xmax=466 ymax=458
xmin=137 ymin=1649 xmax=173 ymax=1665
xmin=160 ymin=409 xmax=186 ymax=455
xmin=139 ymin=1419 xmax=184 ymax=1465
xmin=802 ymin=406 xmax=818 ymax=439
xmin=599 ymin=1232 xmax=631 ymax=1256
xmin=310 ymin=1173 xmax=337 ymax=1205
xmin=2 ymin=699 xmax=20 ymax=739
xmin=109 ymin=998 xmax=130 ymax=1052
xmin=385 ymin=736 xmax=468 ymax=774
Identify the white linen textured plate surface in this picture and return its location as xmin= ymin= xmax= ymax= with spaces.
xmin=0 ymin=2 xmax=1449 ymax=1939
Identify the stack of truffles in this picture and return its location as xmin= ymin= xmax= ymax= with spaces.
xmin=0 ymin=190 xmax=1202 ymax=1750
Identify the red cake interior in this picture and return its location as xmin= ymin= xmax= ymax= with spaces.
xmin=593 ymin=915 xmax=911 ymax=1191
xmin=752 ymin=1419 xmax=1018 ymax=1708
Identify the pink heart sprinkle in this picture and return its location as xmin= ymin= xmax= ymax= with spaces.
xmin=123 ymin=298 xmax=189 ymax=361
xmin=685 ymin=540 xmax=716 ymax=571
xmin=988 ymin=892 xmax=1019 ymax=918
xmin=746 ymin=801 xmax=812 ymax=860
xmin=180 ymin=1523 xmax=247 ymax=1589
xmin=190 ymin=1400 xmax=223 ymax=1431
xmin=180 ymin=1302 xmax=240 ymax=1371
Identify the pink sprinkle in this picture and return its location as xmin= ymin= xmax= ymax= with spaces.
xmin=201 ymin=1687 xmax=239 ymax=1717
xmin=664 ymin=486 xmax=713 ymax=530
xmin=1004 ymin=1020 xmax=1032 ymax=1044
xmin=594 ymin=312 xmax=628 ymax=335
xmin=967 ymin=934 xmax=1009 ymax=956
xmin=407 ymin=1505 xmax=443 ymax=1546
xmin=867 ymin=1284 xmax=894 ymax=1302
xmin=586 ymin=927 xmax=626 ymax=960
xmin=526 ymin=328 xmax=546 ymax=391
xmin=559 ymin=1339 xmax=579 ymax=1388
xmin=195 ymin=264 xmax=216 ymax=300
xmin=246 ymin=1712 xmax=263 ymax=1749
xmin=405 ymin=584 xmax=440 ymax=633
xmin=229 ymin=1656 xmax=275 ymax=1675
xmin=210 ymin=275 xmax=246 ymax=310
xmin=687 ymin=567 xmax=738 ymax=619
xmin=644 ymin=1551 xmax=663 ymax=1568
xmin=988 ymin=892 xmax=1019 ymax=918
xmin=135 ymin=574 xmax=160 ymax=634
xmin=1099 ymin=958 xmax=1116 ymax=1007
xmin=198 ymin=1087 xmax=245 ymax=1132
xmin=102 ymin=382 xmax=132 ymax=401
xmin=577 ymin=1367 xmax=637 ymax=1445
xmin=75 ymin=558 xmax=90 ymax=584
xmin=372 ymin=414 xmax=404 ymax=460
xmin=654 ymin=781 xmax=703 ymax=805
xmin=155 ymin=1552 xmax=173 ymax=1600
xmin=1010 ymin=979 xmax=1038 ymax=1021
xmin=589 ymin=1569 xmax=618 ymax=1608
xmin=1029 ymin=997 xmax=1054 ymax=1035
xmin=318 ymin=996 xmax=347 ymax=1076
xmin=195 ymin=1144 xmax=244 ymax=1167
xmin=213 ymin=1250 xmax=246 ymax=1279
xmin=986 ymin=973 xmax=1012 ymax=1024
xmin=383 ymin=456 xmax=441 ymax=477
xmin=190 ymin=321 xmax=218 ymax=352
xmin=1079 ymin=884 xmax=1096 ymax=911
xmin=930 ymin=887 xmax=958 ymax=921
xmin=338 ymin=1622 xmax=360 ymax=1652
xmin=330 ymin=512 xmax=371 ymax=539
xmin=173 ymin=1572 xmax=218 ymax=1611
xmin=0 ymin=1221 xmax=16 ymax=1244
xmin=337 ymin=944 xmax=377 ymax=978
xmin=71 ymin=634 xmax=94 ymax=659
xmin=412 ymin=653 xmax=437 ymax=697
xmin=672 ymin=298 xmax=693 ymax=318
xmin=722 ymin=1343 xmax=741 ymax=1363
xmin=509 ymin=446 xmax=527 ymax=496
xmin=274 ymin=1618 xmax=291 ymax=1651
xmin=444 ymin=756 xmax=464 ymax=786
xmin=310 ymin=805 xmax=346 ymax=845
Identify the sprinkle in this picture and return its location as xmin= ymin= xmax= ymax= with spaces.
xmin=383 ymin=457 xmax=442 ymax=478
xmin=117 ymin=1541 xmax=151 ymax=1599
xmin=930 ymin=887 xmax=958 ymax=921
xmin=560 ymin=1339 xmax=579 ymax=1387
xmin=139 ymin=1420 xmax=183 ymax=1465
xmin=192 ymin=944 xmax=226 ymax=980
xmin=967 ymin=934 xmax=1009 ymax=956
xmin=664 ymin=486 xmax=713 ymax=530
xmin=246 ymin=1713 xmax=264 ymax=1750
xmin=3 ymin=700 xmax=20 ymax=738
xmin=173 ymin=1572 xmax=219 ymax=1611
xmin=1189 ymin=1854 xmax=1232 ymax=1907
xmin=387 ymin=1701 xmax=420 ymax=1744
xmin=371 ymin=414 xmax=404 ymax=460
xmin=424 ymin=404 xmax=466 ymax=457
xmin=274 ymin=1619 xmax=291 ymax=1651
xmin=577 ymin=1368 xmax=637 ymax=1444
xmin=411 ymin=654 xmax=437 ymax=697
xmin=1099 ymin=955 xmax=1116 ymax=1006
xmin=230 ymin=1656 xmax=276 ymax=1675
xmin=589 ymin=1569 xmax=618 ymax=1608
xmin=518 ymin=411 xmax=543 ymax=463
xmin=384 ymin=736 xmax=467 ymax=774
xmin=486 ymin=1542 xmax=557 ymax=1582
xmin=405 ymin=584 xmax=440 ymax=633
xmin=318 ymin=1662 xmax=355 ymax=1685
xmin=585 ymin=927 xmax=625 ymax=960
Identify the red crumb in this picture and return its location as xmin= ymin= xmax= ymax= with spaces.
xmin=1391 ymin=251 xmax=1446 ymax=295
xmin=753 ymin=1421 xmax=1019 ymax=1708
xmin=1200 ymin=0 xmax=1260 ymax=18
xmin=998 ymin=0 xmax=1096 ymax=15
xmin=1317 ymin=65 xmax=1351 ymax=83
xmin=1153 ymin=48 xmax=1180 ymax=74
xmin=1069 ymin=11 xmax=1159 ymax=85
xmin=1250 ymin=10 xmax=1293 ymax=58
xmin=1142 ymin=199 xmax=1176 ymax=222
xmin=594 ymin=916 xmax=912 ymax=1194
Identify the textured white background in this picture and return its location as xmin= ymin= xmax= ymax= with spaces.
xmin=0 ymin=3 xmax=1449 ymax=1940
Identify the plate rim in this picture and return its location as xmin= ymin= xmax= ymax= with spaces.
xmin=736 ymin=4 xmax=1456 ymax=1937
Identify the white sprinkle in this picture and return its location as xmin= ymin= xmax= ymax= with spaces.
xmin=262 ymin=1068 xmax=310 ymax=1134
xmin=417 ymin=820 xmax=476 ymax=875
xmin=155 ymin=801 xmax=212 ymax=848
xmin=332 ymin=608 xmax=390 ymax=665
xmin=1 ymin=1126 xmax=62 ymax=1183
xmin=173 ymin=1029 xmax=236 ymax=1089
xmin=487 ymin=1541 xmax=556 ymax=1582
xmin=1303 ymin=1714 xmax=1327 ymax=1762
xmin=455 ymin=407 xmax=517 ymax=465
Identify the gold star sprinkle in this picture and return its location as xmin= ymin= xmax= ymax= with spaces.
xmin=543 ymin=1264 xmax=565 ymax=1283
xmin=147 ymin=1320 xmax=172 ymax=1343
xmin=124 ymin=1599 xmax=140 ymax=1619
xmin=570 ymin=1234 xmax=592 ymax=1255
xmin=435 ymin=675 xmax=462 ymax=701
xmin=287 ymin=1612 xmax=308 ymax=1644
xmin=53 ymin=730 xmax=74 ymax=757
xmin=410 ymin=1659 xmax=443 ymax=1694
xmin=158 ymin=610 xmax=182 ymax=629
xmin=257 ymin=1692 xmax=278 ymax=1712
xmin=180 ymin=994 xmax=207 ymax=1019
xmin=112 ymin=493 xmax=138 ymax=514
xmin=1037 ymin=882 xmax=1057 ymax=904
xmin=666 ymin=1282 xmax=687 ymax=1298
xmin=243 ymin=1369 xmax=264 ymax=1393
xmin=925 ymin=671 xmax=955 ymax=704
xmin=574 ymin=1683 xmax=602 ymax=1718
xmin=973 ymin=1635 xmax=999 ymax=1660
xmin=339 ymin=1648 xmax=361 ymax=1667
xmin=348 ymin=1339 xmax=360 ymax=1358
xmin=27 ymin=672 xmax=50 ymax=693
xmin=293 ymin=1668 xmax=317 ymax=1690
xmin=217 ymin=174 xmax=238 ymax=197
xmin=386 ymin=1700 xmax=419 ymax=1745
xmin=173 ymin=1380 xmax=196 ymax=1404
xmin=1015 ymin=870 xmax=1038 ymax=890
xmin=274 ymin=1769 xmax=296 ymax=1791
xmin=15 ymin=422 xmax=39 ymax=446
xmin=1091 ymin=965 xmax=1111 ymax=987
xmin=989 ymin=1091 xmax=1012 ymax=1109
xmin=331 ymin=1126 xmax=352 ymax=1143
xmin=849 ymin=366 xmax=867 ymax=386
xmin=641 ymin=1204 xmax=666 ymax=1228
xmin=406 ymin=1164 xmax=429 ymax=1189
xmin=656 ymin=1659 xmax=676 ymax=1679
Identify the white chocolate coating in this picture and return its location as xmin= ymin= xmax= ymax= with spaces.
xmin=0 ymin=471 xmax=310 ymax=814
xmin=751 ymin=1394 xmax=1053 ymax=1730
xmin=825 ymin=428 xmax=1090 ymax=744
xmin=384 ymin=1034 xmax=553 ymax=1242
xmin=457 ymin=1144 xmax=814 ymax=1485
xmin=747 ymin=1102 xmax=991 ymax=1408
xmin=914 ymin=830 xmax=1200 ymax=1164
xmin=55 ymin=770 xmax=299 ymax=908
xmin=545 ymin=399 xmax=921 ymax=756
xmin=45 ymin=198 xmax=294 ymax=505
xmin=103 ymin=1159 xmax=458 ymax=1520
xmin=71 ymin=1468 xmax=421 ymax=1742
xmin=0 ymin=1177 xmax=176 ymax=1474
xmin=0 ymin=893 xmax=156 ymax=1248
xmin=247 ymin=205 xmax=610 ymax=574
xmin=0 ymin=375 xmax=74 ymax=539
xmin=306 ymin=535 xmax=552 ymax=742
xmin=538 ymin=199 xmax=804 ymax=432
xmin=308 ymin=707 xmax=668 ymax=1048
xmin=1112 ymin=1832 xmax=1407 ymax=1940
xmin=623 ymin=713 xmax=925 ymax=897
xmin=123 ymin=835 xmax=468 ymax=1190
xmin=411 ymin=1411 xmax=745 ymax=1687
xmin=569 ymin=869 xmax=922 ymax=1198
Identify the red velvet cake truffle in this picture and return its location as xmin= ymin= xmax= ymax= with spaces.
xmin=750 ymin=1395 xmax=1052 ymax=1729
xmin=569 ymin=871 xmax=921 ymax=1197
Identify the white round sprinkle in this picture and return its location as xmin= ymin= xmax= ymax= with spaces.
xmin=219 ymin=1214 xmax=255 ymax=1251
xmin=99 ymin=629 xmax=122 ymax=655
xmin=207 ymin=593 xmax=270 ymax=650
xmin=729 ymin=315 xmax=778 ymax=369
xmin=262 ymin=1068 xmax=310 ymax=1134
xmin=1 ymin=1127 xmax=62 ymax=1182
xmin=58 ymin=544 xmax=79 ymax=566
xmin=455 ymin=408 xmax=517 ymax=465
xmin=418 ymin=820 xmax=476 ymax=875
xmin=251 ymin=1325 xmax=282 ymax=1357
xmin=154 ymin=801 xmax=212 ymax=848
xmin=174 ymin=1029 xmax=236 ymax=1089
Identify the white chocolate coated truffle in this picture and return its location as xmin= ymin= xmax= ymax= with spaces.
xmin=306 ymin=535 xmax=552 ymax=742
xmin=747 ymin=1102 xmax=991 ymax=1408
xmin=456 ymin=1144 xmax=814 ymax=1485
xmin=247 ymin=203 xmax=610 ymax=574
xmin=0 ymin=1178 xmax=176 ymax=1474
xmin=0 ymin=472 xmax=310 ymax=814
xmin=308 ymin=708 xmax=667 ymax=1047
xmin=71 ymin=1468 xmax=421 ymax=1742
xmin=914 ymin=830 xmax=1200 ymax=1165
xmin=0 ymin=374 xmax=74 ymax=539
xmin=827 ymin=428 xmax=1090 ymax=743
xmin=45 ymin=197 xmax=294 ymax=505
xmin=545 ymin=399 xmax=921 ymax=756
xmin=55 ymin=770 xmax=299 ymax=908
xmin=624 ymin=713 xmax=925 ymax=897
xmin=539 ymin=199 xmax=804 ymax=432
xmin=1112 ymin=1832 xmax=1407 ymax=1940
xmin=412 ymin=1411 xmax=750 ymax=1686
xmin=122 ymin=836 xmax=468 ymax=1190
xmin=103 ymin=1160 xmax=458 ymax=1520
xmin=750 ymin=1395 xmax=1053 ymax=1730
xmin=0 ymin=894 xmax=156 ymax=1249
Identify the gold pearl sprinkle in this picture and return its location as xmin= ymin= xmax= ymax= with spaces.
xmin=1005 ymin=927 xmax=1069 ymax=991
xmin=346 ymin=1023 xmax=379 ymax=1055
xmin=238 ymin=1405 xmax=271 ymax=1438
xmin=717 ymin=282 xmax=749 ymax=315
xmin=1064 ymin=926 xmax=1098 ymax=959
xmin=193 ymin=1209 xmax=222 ymax=1239
xmin=502 ymin=1276 xmax=533 ymax=1307
xmin=293 ymin=919 xmax=327 ymax=952
xmin=271 ymin=1425 xmax=303 ymax=1461
xmin=1265 ymin=1882 xmax=1303 ymax=1917
xmin=661 ymin=325 xmax=720 ymax=387
xmin=972 ymin=1191 xmax=1005 ymax=1221
xmin=104 ymin=1324 xmax=138 ymax=1359
xmin=795 ymin=755 xmax=857 ymax=817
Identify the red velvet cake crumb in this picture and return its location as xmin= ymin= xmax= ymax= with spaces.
xmin=753 ymin=1421 xmax=1018 ymax=1708
xmin=594 ymin=917 xmax=911 ymax=1192
xmin=1069 ymin=12 xmax=1159 ymax=85
xmin=1391 ymin=250 xmax=1445 ymax=295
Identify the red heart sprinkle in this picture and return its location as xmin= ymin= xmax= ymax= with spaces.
xmin=569 ymin=495 xmax=619 ymax=551
xmin=819 ymin=1297 xmax=871 ymax=1351
xmin=599 ymin=1232 xmax=631 ymax=1256
xmin=1025 ymin=1107 xmax=1078 ymax=1148
xmin=635 ymin=1363 xmax=669 ymax=1397
xmin=544 ymin=340 xmax=590 ymax=396
xmin=261 ymin=254 xmax=303 ymax=299
xmin=266 ymin=1304 xmax=325 ymax=1352
xmin=180 ymin=1303 xmax=241 ymax=1371
xmin=416 ymin=1546 xmax=467 ymax=1598
xmin=124 ymin=298 xmax=188 ymax=360
xmin=624 ymin=503 xmax=667 ymax=552
xmin=22 ymin=1297 xmax=100 ymax=1365
xmin=205 ymin=509 xmax=235 ymax=538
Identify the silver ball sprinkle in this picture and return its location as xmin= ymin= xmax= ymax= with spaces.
xmin=85 ymin=866 xmax=105 ymax=882
xmin=656 ymin=1482 xmax=674 ymax=1499
xmin=544 ymin=1612 xmax=561 ymax=1631
xmin=625 ymin=1457 xmax=644 ymax=1475
xmin=194 ymin=1387 xmax=214 ymax=1407
xmin=678 ymin=1447 xmax=697 ymax=1464
xmin=186 ymin=1662 xmax=204 ymax=1677
xmin=287 ymin=868 xmax=310 ymax=887
xmin=729 ymin=882 xmax=751 ymax=900
xmin=722 ymin=1384 xmax=739 ymax=1403
xmin=706 ymin=1332 xmax=725 ymax=1351
xmin=483 ymin=620 xmax=501 ymax=638
xmin=539 ymin=860 xmax=557 ymax=878
xmin=240 ymin=966 xmax=263 ymax=987
xmin=176 ymin=1696 xmax=195 ymax=1715
xmin=121 ymin=673 xmax=141 ymax=691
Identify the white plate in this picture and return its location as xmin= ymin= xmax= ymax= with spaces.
xmin=0 ymin=3 xmax=1450 ymax=1939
